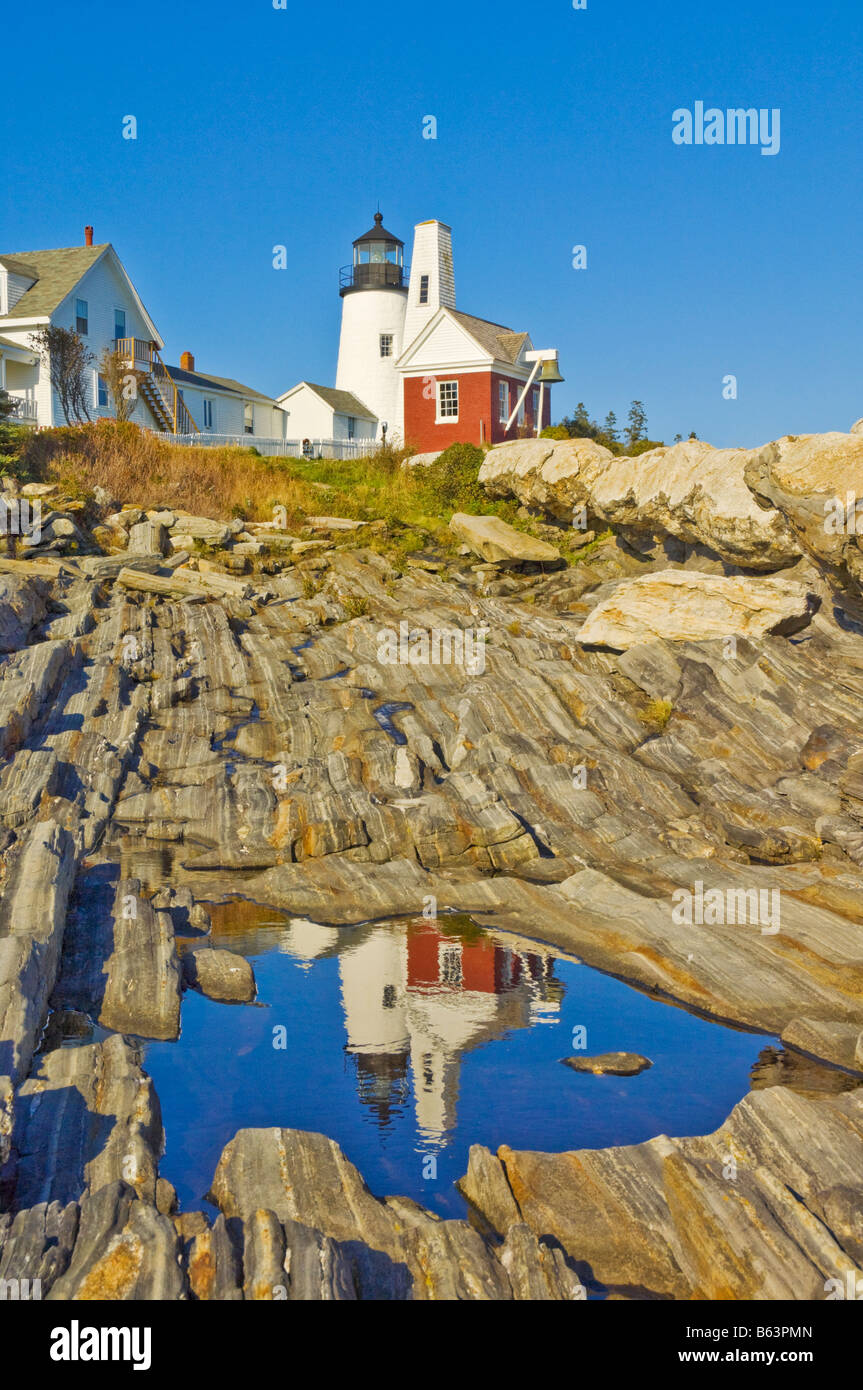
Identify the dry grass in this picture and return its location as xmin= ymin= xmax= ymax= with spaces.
xmin=22 ymin=421 xmax=317 ymax=525
xmin=15 ymin=424 xmax=554 ymax=566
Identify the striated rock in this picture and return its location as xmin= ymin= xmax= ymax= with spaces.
xmin=46 ymin=1182 xmax=187 ymax=1301
xmin=460 ymin=1085 xmax=863 ymax=1299
xmin=0 ymin=820 xmax=76 ymax=1084
xmin=449 ymin=512 xmax=562 ymax=566
xmin=575 ymin=570 xmax=815 ymax=649
xmin=99 ymin=878 xmax=181 ymax=1041
xmin=0 ymin=574 xmax=49 ymax=652
xmin=10 ymin=1034 xmax=163 ymax=1208
xmin=127 ymin=520 xmax=169 ymax=557
xmin=207 ymin=1127 xmax=576 ymax=1300
xmin=182 ymin=946 xmax=256 ymax=1002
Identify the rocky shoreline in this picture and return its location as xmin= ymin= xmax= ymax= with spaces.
xmin=1 ymin=428 xmax=862 ymax=1299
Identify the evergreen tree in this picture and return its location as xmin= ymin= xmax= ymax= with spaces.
xmin=602 ymin=410 xmax=619 ymax=444
xmin=625 ymin=400 xmax=647 ymax=448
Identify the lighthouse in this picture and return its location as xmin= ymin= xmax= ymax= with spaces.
xmin=335 ymin=211 xmax=408 ymax=442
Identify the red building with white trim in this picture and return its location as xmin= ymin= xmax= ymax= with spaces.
xmin=282 ymin=214 xmax=561 ymax=452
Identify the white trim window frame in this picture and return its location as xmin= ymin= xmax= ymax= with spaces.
xmin=202 ymin=398 xmax=213 ymax=428
xmin=379 ymin=333 xmax=393 ymax=358
xmin=436 ymin=379 xmax=458 ymax=422
xmin=498 ymin=380 xmax=509 ymax=424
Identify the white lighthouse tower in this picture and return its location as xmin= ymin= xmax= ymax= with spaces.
xmin=335 ymin=212 xmax=408 ymax=442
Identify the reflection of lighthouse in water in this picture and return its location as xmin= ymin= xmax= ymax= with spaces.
xmin=337 ymin=918 xmax=563 ymax=1145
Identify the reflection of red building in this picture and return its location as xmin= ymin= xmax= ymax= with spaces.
xmin=336 ymin=916 xmax=563 ymax=1143
xmin=406 ymin=921 xmax=543 ymax=995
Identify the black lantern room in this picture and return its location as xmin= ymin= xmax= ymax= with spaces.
xmin=339 ymin=212 xmax=407 ymax=295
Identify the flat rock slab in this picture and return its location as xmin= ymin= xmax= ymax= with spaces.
xmin=182 ymin=947 xmax=256 ymax=1002
xmin=576 ymin=570 xmax=815 ymax=649
xmin=99 ymin=878 xmax=181 ymax=1041
xmin=561 ymin=1052 xmax=653 ymax=1076
xmin=449 ymin=513 xmax=562 ymax=565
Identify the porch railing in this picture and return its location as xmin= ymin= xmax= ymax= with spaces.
xmin=5 ymin=396 xmax=38 ymax=423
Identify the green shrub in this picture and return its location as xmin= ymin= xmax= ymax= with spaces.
xmin=420 ymin=442 xmax=486 ymax=511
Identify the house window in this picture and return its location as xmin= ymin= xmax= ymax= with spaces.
xmin=439 ymin=943 xmax=463 ymax=988
xmin=419 ymin=275 xmax=429 ymax=305
xmin=97 ymin=374 xmax=108 ymax=408
xmin=202 ymin=399 xmax=213 ymax=428
xmin=346 ymin=416 xmax=356 ymax=441
xmin=244 ymin=401 xmax=254 ymax=434
xmin=76 ymin=298 xmax=88 ymax=335
xmin=437 ymin=380 xmax=458 ymax=421
xmin=379 ymin=334 xmax=392 ymax=357
xmin=532 ymin=387 xmax=540 ymax=421
xmin=498 ymin=381 xmax=509 ymax=424
xmin=114 ymin=308 xmax=126 ymax=342
xmin=517 ymin=393 xmax=526 ymax=426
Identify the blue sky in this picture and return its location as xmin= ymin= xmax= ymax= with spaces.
xmin=2 ymin=0 xmax=860 ymax=446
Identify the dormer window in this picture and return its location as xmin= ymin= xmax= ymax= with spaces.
xmin=76 ymin=298 xmax=88 ymax=335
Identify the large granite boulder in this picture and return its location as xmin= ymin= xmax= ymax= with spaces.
xmin=479 ymin=437 xmax=799 ymax=570
xmin=575 ymin=570 xmax=815 ymax=649
xmin=744 ymin=432 xmax=863 ymax=591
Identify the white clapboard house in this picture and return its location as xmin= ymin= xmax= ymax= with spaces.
xmin=0 ymin=227 xmax=287 ymax=443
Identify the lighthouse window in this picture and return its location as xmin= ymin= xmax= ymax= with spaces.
xmin=419 ymin=275 xmax=429 ymax=305
xmin=385 ymin=243 xmax=398 ymax=264
xmin=498 ymin=381 xmax=509 ymax=423
xmin=437 ymin=380 xmax=458 ymax=420
xmin=380 ymin=334 xmax=393 ymax=357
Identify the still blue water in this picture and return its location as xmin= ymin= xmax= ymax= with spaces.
xmin=142 ymin=903 xmax=772 ymax=1217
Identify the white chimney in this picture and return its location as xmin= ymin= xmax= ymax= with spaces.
xmin=403 ymin=220 xmax=456 ymax=350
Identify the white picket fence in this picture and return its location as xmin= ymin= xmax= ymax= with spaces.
xmin=156 ymin=433 xmax=380 ymax=460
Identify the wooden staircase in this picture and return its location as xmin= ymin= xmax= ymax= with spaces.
xmin=114 ymin=338 xmax=200 ymax=434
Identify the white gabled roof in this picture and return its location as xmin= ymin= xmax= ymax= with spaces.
xmin=396 ymin=306 xmax=533 ymax=375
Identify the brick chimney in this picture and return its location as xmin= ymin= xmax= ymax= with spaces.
xmin=180 ymin=350 xmax=195 ymax=372
xmin=84 ymin=225 xmax=94 ymax=247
